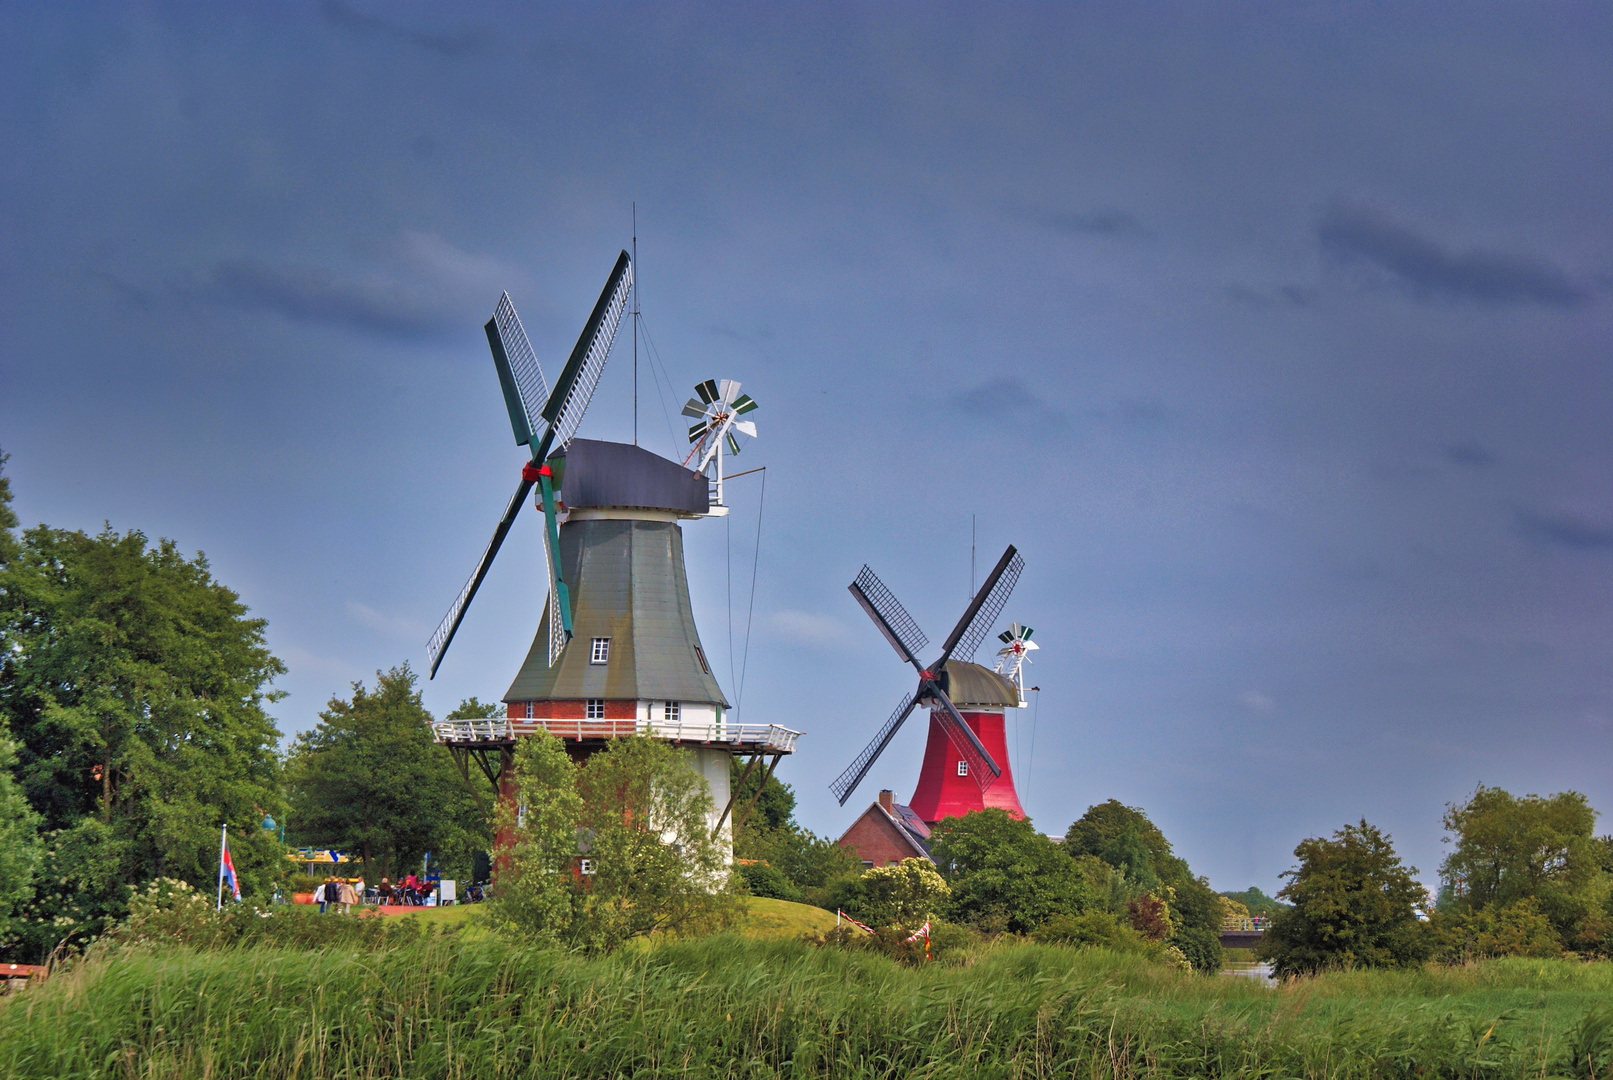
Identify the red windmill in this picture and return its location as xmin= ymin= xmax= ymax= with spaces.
xmin=830 ymin=546 xmax=1028 ymax=825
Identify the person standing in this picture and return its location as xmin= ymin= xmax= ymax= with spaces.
xmin=338 ymin=878 xmax=357 ymax=915
xmin=315 ymin=879 xmax=327 ymax=914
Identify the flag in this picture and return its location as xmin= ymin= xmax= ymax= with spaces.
xmin=837 ymin=910 xmax=875 ymax=935
xmin=220 ymin=833 xmax=241 ymax=903
xmin=904 ymin=920 xmax=931 ymax=943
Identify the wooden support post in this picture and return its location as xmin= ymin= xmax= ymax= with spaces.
xmin=731 ymin=753 xmax=783 ymax=834
xmin=711 ymin=752 xmax=764 ymax=839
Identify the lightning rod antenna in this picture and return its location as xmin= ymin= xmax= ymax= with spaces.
xmin=971 ymin=514 xmax=976 ymax=599
xmin=632 ymin=203 xmax=639 ymax=446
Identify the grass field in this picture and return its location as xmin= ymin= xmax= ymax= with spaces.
xmin=4 ymin=931 xmax=1613 ymax=1078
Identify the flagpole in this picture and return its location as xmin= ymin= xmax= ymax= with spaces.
xmin=217 ymin=823 xmax=227 ymax=911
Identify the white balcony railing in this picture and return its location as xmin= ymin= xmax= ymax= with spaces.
xmin=432 ymin=717 xmax=800 ymax=754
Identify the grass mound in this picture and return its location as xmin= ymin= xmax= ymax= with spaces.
xmin=737 ymin=897 xmax=839 ymax=939
xmin=3 ymin=936 xmax=1613 ymax=1077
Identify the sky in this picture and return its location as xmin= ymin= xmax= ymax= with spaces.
xmin=2 ymin=2 xmax=1610 ymax=896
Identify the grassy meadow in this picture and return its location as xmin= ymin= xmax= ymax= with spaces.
xmin=4 ymin=905 xmax=1613 ymax=1079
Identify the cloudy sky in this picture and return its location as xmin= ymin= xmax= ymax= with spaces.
xmin=3 ymin=2 xmax=1610 ymax=894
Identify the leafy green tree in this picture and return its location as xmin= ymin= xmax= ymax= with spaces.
xmin=285 ymin=666 xmax=487 ymax=883
xmin=1221 ymin=886 xmax=1286 ymax=919
xmin=1065 ymin=799 xmax=1184 ymax=891
xmin=1257 ymin=819 xmax=1429 ymax=977
xmin=0 ymin=723 xmax=41 ymax=951
xmin=1 ymin=458 xmax=286 ymax=956
xmin=1439 ymin=786 xmax=1602 ymax=944
xmin=929 ymin=808 xmax=1090 ymax=933
xmin=730 ymin=758 xmax=859 ymax=898
xmin=1427 ymin=898 xmax=1563 ymax=962
xmin=489 ymin=733 xmax=737 ymax=953
xmin=834 ymin=857 xmax=949 ymax=930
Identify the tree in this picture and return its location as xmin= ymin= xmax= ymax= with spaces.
xmin=285 ymin=667 xmax=487 ymax=883
xmin=0 ymin=723 xmax=40 ymax=951
xmin=489 ymin=733 xmax=737 ymax=953
xmin=1220 ymin=886 xmax=1285 ymax=919
xmin=929 ymin=808 xmax=1090 ymax=933
xmin=835 ymin=858 xmax=949 ymax=930
xmin=730 ymin=758 xmax=859 ymax=899
xmin=1065 ymin=799 xmax=1184 ymax=891
xmin=1257 ymin=819 xmax=1429 ymax=977
xmin=1440 ymin=786 xmax=1602 ymax=944
xmin=1 ymin=465 xmax=286 ymax=956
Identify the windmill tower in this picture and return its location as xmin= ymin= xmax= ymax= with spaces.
xmin=425 ymin=252 xmax=797 ymax=855
xmin=830 ymin=546 xmax=1029 ymax=826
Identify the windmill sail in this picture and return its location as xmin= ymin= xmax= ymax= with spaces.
xmin=928 ymin=688 xmax=1001 ymax=786
xmin=939 ymin=546 xmax=1023 ymax=664
xmin=427 ymin=474 xmax=535 ymax=677
xmin=545 ymin=250 xmax=632 ymax=451
xmin=486 ymin=294 xmax=549 ymax=450
xmin=830 ymin=691 xmax=919 ymax=805
xmin=848 ymin=566 xmax=929 ymax=668
xmin=427 ymin=251 xmax=631 ymax=680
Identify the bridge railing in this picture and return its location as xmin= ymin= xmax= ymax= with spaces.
xmin=1220 ymin=916 xmax=1271 ymax=933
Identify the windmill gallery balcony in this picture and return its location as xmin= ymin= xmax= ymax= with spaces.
xmin=430 ymin=715 xmax=801 ymax=754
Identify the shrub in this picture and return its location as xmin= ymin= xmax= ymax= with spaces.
xmin=1428 ymin=899 xmax=1563 ymax=963
xmin=1032 ymin=911 xmax=1144 ymax=951
xmin=737 ymin=862 xmax=803 ymax=903
xmin=1168 ymin=923 xmax=1224 ymax=974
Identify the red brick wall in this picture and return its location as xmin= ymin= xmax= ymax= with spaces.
xmin=507 ymin=700 xmax=638 ymax=720
xmin=837 ymin=807 xmax=923 ymax=867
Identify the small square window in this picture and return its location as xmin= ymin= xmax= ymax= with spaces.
xmin=663 ymin=701 xmax=681 ymax=723
xmin=956 ymin=761 xmax=969 ymax=777
xmin=586 ymin=699 xmax=605 ymax=720
xmin=579 ymin=858 xmax=595 ymax=876
xmin=590 ymin=637 xmax=610 ymax=664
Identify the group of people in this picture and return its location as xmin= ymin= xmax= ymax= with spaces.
xmin=310 ymin=872 xmax=441 ymax=911
xmin=374 ymin=873 xmax=434 ymax=906
xmin=314 ymin=876 xmax=363 ymax=914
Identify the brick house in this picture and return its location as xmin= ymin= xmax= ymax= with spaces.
xmin=836 ymin=790 xmax=934 ymax=867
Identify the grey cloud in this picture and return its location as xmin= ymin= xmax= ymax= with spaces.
xmin=1318 ymin=199 xmax=1589 ymax=307
xmin=1516 ymin=509 xmax=1613 ymax=550
xmin=1445 ymin=442 xmax=1496 ymax=468
xmin=1226 ymin=283 xmax=1318 ymax=307
xmin=190 ymin=261 xmax=450 ymax=339
xmin=1020 ymin=205 xmax=1151 ymax=239
xmin=320 ymin=1 xmax=485 ymax=57
xmin=951 ymin=376 xmax=1052 ymax=421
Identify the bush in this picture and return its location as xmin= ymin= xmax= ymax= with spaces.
xmin=737 ymin=862 xmax=803 ymax=903
xmin=1168 ymin=923 xmax=1224 ymax=974
xmin=1428 ymin=899 xmax=1563 ymax=963
xmin=1032 ymin=911 xmax=1144 ymax=951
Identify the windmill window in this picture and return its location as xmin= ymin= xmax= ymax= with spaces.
xmin=579 ymin=858 xmax=595 ymax=876
xmin=693 ymin=645 xmax=710 ymax=674
xmin=590 ymin=637 xmax=610 ymax=664
xmin=956 ymin=761 xmax=969 ymax=777
xmin=663 ymin=701 xmax=681 ymax=723
xmin=586 ymin=699 xmax=605 ymax=720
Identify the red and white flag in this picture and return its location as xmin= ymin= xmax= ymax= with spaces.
xmin=837 ymin=910 xmax=875 ymax=935
xmin=904 ymin=920 xmax=931 ymax=943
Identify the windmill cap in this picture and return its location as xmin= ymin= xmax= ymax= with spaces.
xmin=550 ymin=439 xmax=709 ymax=516
xmin=940 ymin=660 xmax=1020 ymax=708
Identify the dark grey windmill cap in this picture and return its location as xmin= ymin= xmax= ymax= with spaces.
xmin=552 ymin=439 xmax=708 ymax=516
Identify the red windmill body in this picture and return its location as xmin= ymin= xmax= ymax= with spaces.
xmin=905 ymin=661 xmax=1026 ymax=822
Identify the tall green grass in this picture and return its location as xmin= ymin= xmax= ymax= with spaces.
xmin=3 ymin=936 xmax=1612 ymax=1078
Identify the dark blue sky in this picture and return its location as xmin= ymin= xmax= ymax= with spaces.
xmin=3 ymin=2 xmax=1610 ymax=894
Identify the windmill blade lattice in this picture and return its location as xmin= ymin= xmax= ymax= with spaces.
xmin=848 ymin=565 xmax=929 ymax=668
xmin=831 ymin=690 xmax=919 ymax=805
xmin=427 ymin=474 xmax=535 ymax=677
xmin=486 ymin=293 xmax=549 ymax=450
xmin=929 ymin=689 xmax=1002 ymax=784
xmin=546 ymin=252 xmax=633 ymax=451
xmin=944 ymin=546 xmax=1024 ymax=664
